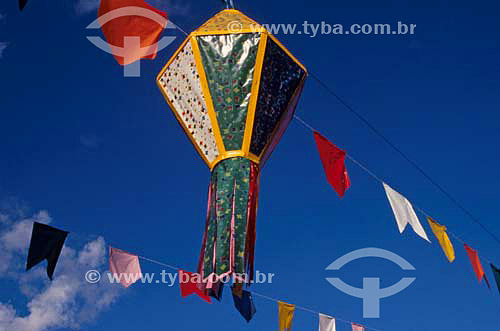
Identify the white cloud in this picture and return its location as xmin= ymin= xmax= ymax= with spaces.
xmin=0 ymin=197 xmax=28 ymax=224
xmin=0 ymin=214 xmax=8 ymax=223
xmin=0 ymin=303 xmax=16 ymax=323
xmin=0 ymin=206 xmax=124 ymax=331
xmin=78 ymin=237 xmax=105 ymax=267
xmin=0 ymin=253 xmax=12 ymax=274
xmin=33 ymin=210 xmax=52 ymax=224
xmin=7 ymin=276 xmax=81 ymax=330
xmin=0 ymin=42 xmax=8 ymax=59
xmin=1 ymin=219 xmax=36 ymax=253
xmin=0 ymin=210 xmax=50 ymax=253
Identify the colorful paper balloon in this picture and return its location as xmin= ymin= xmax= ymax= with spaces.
xmin=157 ymin=9 xmax=307 ymax=286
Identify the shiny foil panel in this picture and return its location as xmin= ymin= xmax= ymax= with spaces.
xmin=250 ymin=38 xmax=306 ymax=156
xmin=260 ymin=78 xmax=305 ymax=165
xmin=197 ymin=33 xmax=260 ymax=151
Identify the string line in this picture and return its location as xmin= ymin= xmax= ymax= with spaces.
xmin=293 ymin=114 xmax=496 ymax=267
xmin=167 ymin=17 xmax=499 ymax=260
xmin=250 ymin=291 xmax=385 ymax=331
xmin=121 ymin=248 xmax=383 ymax=331
xmin=308 ymin=72 xmax=500 ymax=247
xmin=137 ymin=255 xmax=180 ymax=271
xmin=167 ymin=0 xmax=500 ymax=248
xmin=138 ymin=14 xmax=497 ymax=329
xmin=91 ymin=112 xmax=494 ymax=331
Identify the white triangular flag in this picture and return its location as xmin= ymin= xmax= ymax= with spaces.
xmin=319 ymin=313 xmax=336 ymax=331
xmin=383 ymin=183 xmax=430 ymax=242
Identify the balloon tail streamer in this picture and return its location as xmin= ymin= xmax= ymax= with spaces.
xmin=198 ymin=157 xmax=260 ymax=286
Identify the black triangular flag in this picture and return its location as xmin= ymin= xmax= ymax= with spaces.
xmin=484 ymin=274 xmax=491 ymax=289
xmin=26 ymin=222 xmax=68 ymax=280
xmin=19 ymin=0 xmax=28 ymax=11
xmin=231 ymin=287 xmax=256 ymax=322
xmin=491 ymin=264 xmax=500 ymax=294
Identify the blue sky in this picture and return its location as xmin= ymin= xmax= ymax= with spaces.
xmin=1 ymin=0 xmax=500 ymax=330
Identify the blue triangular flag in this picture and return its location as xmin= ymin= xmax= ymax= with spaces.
xmin=231 ymin=287 xmax=256 ymax=322
xmin=209 ymin=282 xmax=224 ymax=301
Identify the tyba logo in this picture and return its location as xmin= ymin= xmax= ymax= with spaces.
xmin=325 ymin=247 xmax=415 ymax=318
xmin=86 ymin=6 xmax=177 ymax=77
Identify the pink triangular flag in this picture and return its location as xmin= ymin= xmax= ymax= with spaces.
xmin=109 ymin=246 xmax=142 ymax=288
xmin=352 ymin=323 xmax=365 ymax=331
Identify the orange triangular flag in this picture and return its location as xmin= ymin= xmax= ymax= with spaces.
xmin=464 ymin=244 xmax=485 ymax=283
xmin=278 ymin=301 xmax=295 ymax=331
xmin=427 ymin=217 xmax=455 ymax=262
xmin=98 ymin=0 xmax=167 ymax=65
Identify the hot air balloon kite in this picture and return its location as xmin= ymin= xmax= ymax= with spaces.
xmin=156 ymin=9 xmax=307 ymax=288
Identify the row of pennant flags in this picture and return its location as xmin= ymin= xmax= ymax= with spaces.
xmin=15 ymin=0 xmax=498 ymax=327
xmin=16 ymin=0 xmax=495 ymax=280
xmin=16 ymin=0 xmax=494 ymax=275
xmin=23 ymin=129 xmax=500 ymax=330
xmin=26 ymin=222 xmax=365 ymax=330
xmin=314 ymin=129 xmax=499 ymax=288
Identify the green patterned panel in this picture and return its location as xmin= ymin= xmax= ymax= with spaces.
xmin=197 ymin=34 xmax=260 ymax=151
xmin=232 ymin=159 xmax=251 ymax=275
xmin=203 ymin=157 xmax=252 ymax=277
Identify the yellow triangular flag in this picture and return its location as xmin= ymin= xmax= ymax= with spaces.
xmin=427 ymin=217 xmax=455 ymax=262
xmin=278 ymin=301 xmax=295 ymax=331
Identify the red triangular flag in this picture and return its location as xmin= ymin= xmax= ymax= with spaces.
xmin=98 ymin=0 xmax=167 ymax=65
xmin=464 ymin=244 xmax=485 ymax=283
xmin=313 ymin=132 xmax=350 ymax=197
xmin=178 ymin=270 xmax=211 ymax=303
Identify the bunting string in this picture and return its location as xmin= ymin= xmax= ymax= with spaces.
xmin=250 ymin=292 xmax=385 ymax=331
xmin=52 ymin=110 xmax=497 ymax=331
xmin=13 ymin=5 xmax=500 ymax=331
xmin=293 ymin=114 xmax=497 ymax=267
xmin=95 ymin=242 xmax=383 ymax=330
xmin=92 ymin=14 xmax=497 ymax=329
xmin=166 ymin=12 xmax=499 ymax=279
xmin=307 ymin=71 xmax=500 ymax=247
xmin=172 ymin=17 xmax=500 ymax=256
xmin=168 ymin=21 xmax=189 ymax=38
xmin=103 ymin=245 xmax=385 ymax=331
xmin=136 ymin=255 xmax=180 ymax=271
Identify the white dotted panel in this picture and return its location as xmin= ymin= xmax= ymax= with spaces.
xmin=159 ymin=40 xmax=219 ymax=163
